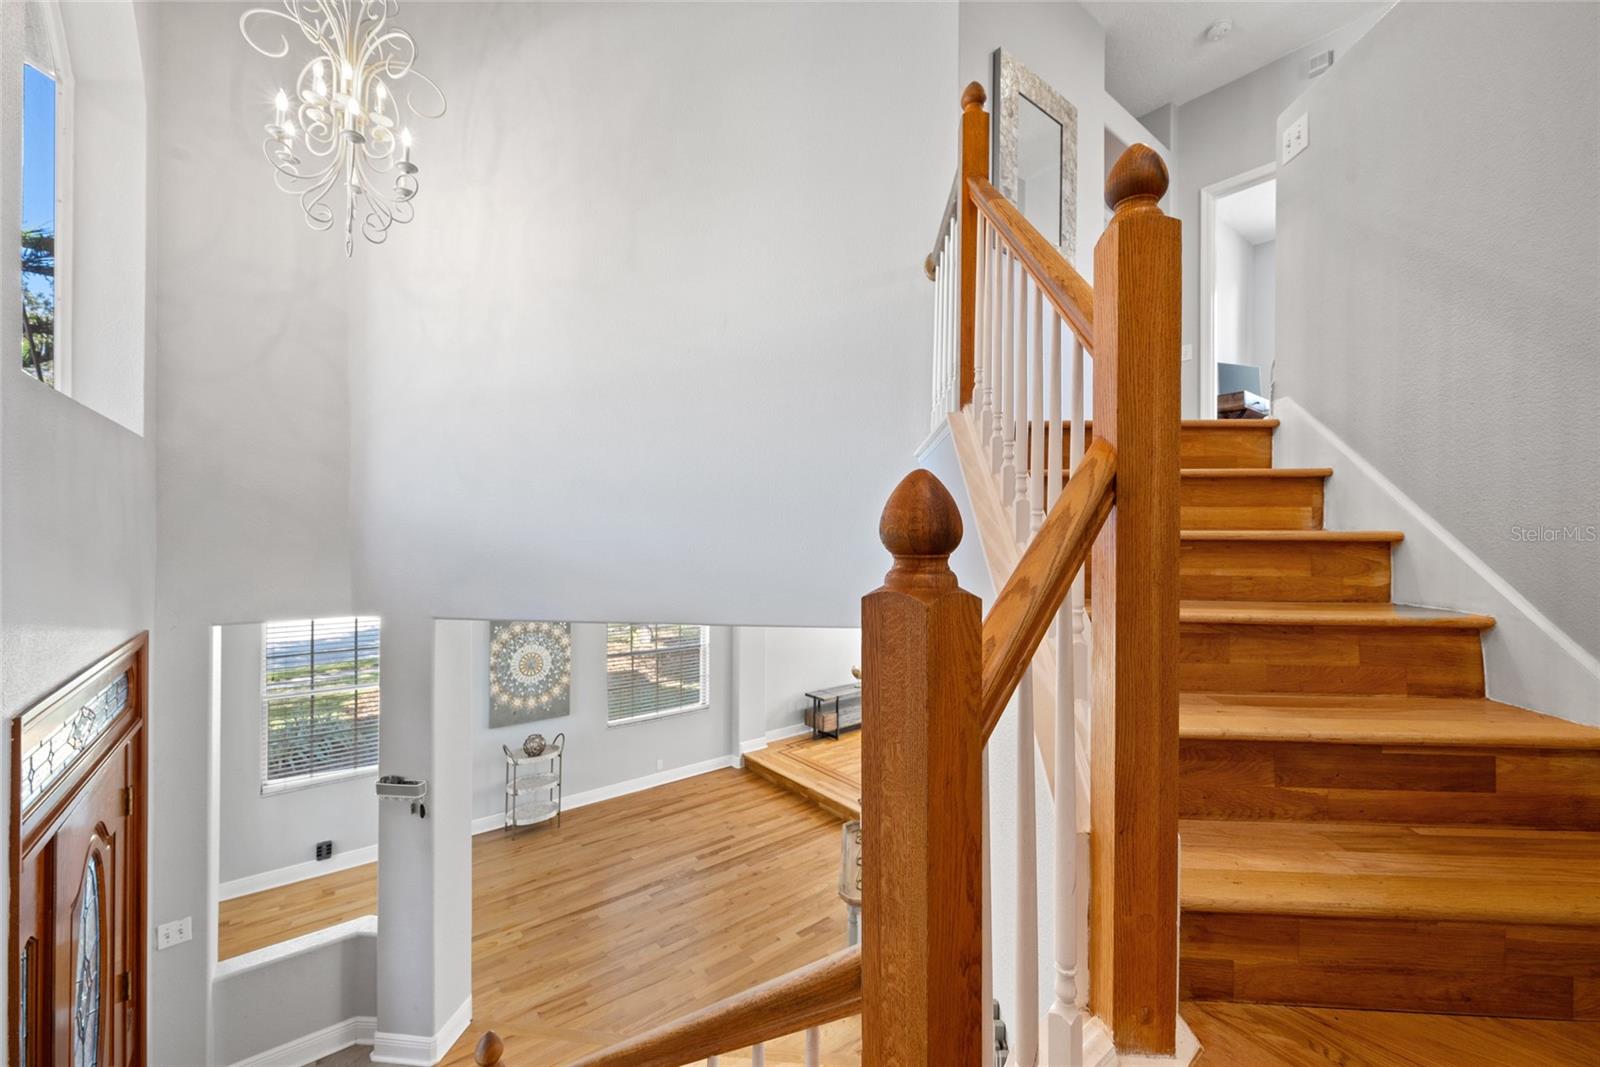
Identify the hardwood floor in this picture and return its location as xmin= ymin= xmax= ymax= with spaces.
xmin=220 ymin=767 xmax=859 ymax=1064
xmin=220 ymin=862 xmax=379 ymax=960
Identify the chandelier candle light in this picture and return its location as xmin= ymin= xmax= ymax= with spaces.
xmin=241 ymin=1 xmax=445 ymax=256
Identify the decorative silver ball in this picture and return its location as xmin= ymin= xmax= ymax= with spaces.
xmin=521 ymin=733 xmax=547 ymax=757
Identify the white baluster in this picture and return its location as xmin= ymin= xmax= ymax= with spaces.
xmin=981 ymin=755 xmax=996 ymax=1067
xmin=1048 ymin=314 xmax=1063 ymax=516
xmin=1044 ymin=328 xmax=1087 ymax=1067
xmin=1027 ymin=284 xmax=1047 ymax=538
xmin=988 ymin=234 xmax=1003 ymax=456
xmin=1014 ymin=678 xmax=1040 ymax=1066
xmin=974 ymin=216 xmax=988 ymax=430
xmin=1069 ymin=337 xmax=1089 ymax=712
xmin=1010 ymin=272 xmax=1029 ymax=542
xmin=707 ymin=1057 xmax=719 ymax=1067
xmin=804 ymin=1026 xmax=821 ymax=1067
xmin=934 ymin=235 xmax=947 ymax=419
xmin=994 ymin=247 xmax=1013 ymax=479
xmin=751 ymin=1042 xmax=765 ymax=1067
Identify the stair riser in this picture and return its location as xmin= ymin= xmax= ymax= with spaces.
xmin=1180 ymin=623 xmax=1486 ymax=697
xmin=1027 ymin=422 xmax=1275 ymax=470
xmin=1182 ymin=476 xmax=1325 ymax=530
xmin=1180 ymin=739 xmax=1600 ymax=831
xmin=1181 ymin=912 xmax=1600 ymax=1019
xmin=1180 ymin=540 xmax=1392 ymax=602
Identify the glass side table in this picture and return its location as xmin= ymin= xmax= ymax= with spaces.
xmin=502 ymin=732 xmax=564 ymax=832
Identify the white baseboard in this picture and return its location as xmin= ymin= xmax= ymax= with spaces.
xmin=471 ymin=754 xmax=740 ymax=836
xmin=371 ymin=996 xmax=471 ymax=1066
xmin=227 ymin=1015 xmax=374 ymax=1067
xmin=220 ymin=844 xmax=380 ymax=902
xmin=764 ymin=722 xmax=812 ymax=743
xmin=1274 ymin=397 xmax=1600 ymax=724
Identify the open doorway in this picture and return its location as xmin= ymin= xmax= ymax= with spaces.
xmin=1200 ymin=166 xmax=1277 ymax=418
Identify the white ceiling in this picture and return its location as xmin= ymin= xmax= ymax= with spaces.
xmin=1083 ymin=1 xmax=1388 ymax=117
xmin=1216 ymin=178 xmax=1276 ymax=245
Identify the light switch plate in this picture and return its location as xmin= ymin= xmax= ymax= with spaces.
xmin=1181 ymin=344 xmax=1194 ymax=363
xmin=157 ymin=916 xmax=192 ymax=951
xmin=1282 ymin=113 xmax=1310 ymax=164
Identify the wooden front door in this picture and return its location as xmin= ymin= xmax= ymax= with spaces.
xmin=10 ymin=636 xmax=146 ymax=1067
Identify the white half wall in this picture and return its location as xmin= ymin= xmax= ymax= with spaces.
xmin=213 ymin=916 xmax=378 ymax=1067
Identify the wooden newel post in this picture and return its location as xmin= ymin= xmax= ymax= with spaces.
xmin=861 ymin=470 xmax=985 ymax=1066
xmin=474 ymin=1030 xmax=504 ymax=1066
xmin=957 ymin=81 xmax=989 ymax=409
xmin=1088 ymin=145 xmax=1182 ymax=1054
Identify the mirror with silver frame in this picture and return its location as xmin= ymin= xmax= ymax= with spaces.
xmin=993 ymin=48 xmax=1078 ymax=260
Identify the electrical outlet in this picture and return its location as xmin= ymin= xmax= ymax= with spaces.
xmin=157 ymin=916 xmax=192 ymax=951
xmin=655 ymin=758 xmax=664 ymax=771
xmin=1282 ymin=113 xmax=1309 ymax=164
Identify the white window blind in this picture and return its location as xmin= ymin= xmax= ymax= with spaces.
xmin=261 ymin=617 xmax=381 ymax=790
xmin=606 ymin=624 xmax=710 ymax=724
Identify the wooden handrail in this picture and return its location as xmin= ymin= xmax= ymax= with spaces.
xmin=968 ymin=175 xmax=1095 ymax=353
xmin=978 ymin=438 xmax=1116 ymax=740
xmin=925 ymin=170 xmax=958 ymax=279
xmin=557 ymin=947 xmax=862 ymax=1067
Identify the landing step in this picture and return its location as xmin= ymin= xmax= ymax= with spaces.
xmin=1181 ymin=693 xmax=1600 ymax=749
xmin=743 ymin=733 xmax=860 ymax=822
xmin=1180 ymin=819 xmax=1600 ymax=1019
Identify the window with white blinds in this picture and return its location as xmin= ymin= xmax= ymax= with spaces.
xmin=261 ymin=617 xmax=381 ymax=790
xmin=605 ymin=624 xmax=710 ymax=724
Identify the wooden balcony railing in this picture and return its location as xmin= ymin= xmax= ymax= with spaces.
xmin=474 ymin=81 xmax=1179 ymax=1067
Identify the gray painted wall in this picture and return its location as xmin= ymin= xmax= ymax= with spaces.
xmin=1276 ymin=0 xmax=1600 ymax=656
xmin=0 ymin=0 xmax=160 ymax=1050
xmin=1159 ymin=8 xmax=1387 ymax=415
xmin=461 ymin=621 xmax=736 ymax=822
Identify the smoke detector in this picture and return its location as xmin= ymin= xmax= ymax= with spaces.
xmin=1205 ymin=19 xmax=1234 ymax=43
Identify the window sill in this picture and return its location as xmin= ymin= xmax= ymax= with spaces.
xmin=260 ymin=764 xmax=379 ymax=797
xmin=606 ymin=702 xmax=711 ymax=729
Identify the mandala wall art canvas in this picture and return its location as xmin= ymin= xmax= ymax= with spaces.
xmin=489 ymin=621 xmax=572 ymax=726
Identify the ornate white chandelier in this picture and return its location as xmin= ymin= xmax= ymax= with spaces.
xmin=240 ymin=1 xmax=446 ymax=256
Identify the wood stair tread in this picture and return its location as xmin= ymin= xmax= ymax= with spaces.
xmin=1181 ymin=600 xmax=1496 ymax=629
xmin=1180 ymin=693 xmax=1600 ymax=749
xmin=1180 ymin=818 xmax=1600 ymax=926
xmin=1180 ymin=529 xmax=1403 ymax=543
xmin=1182 ymin=467 xmax=1332 ymax=479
